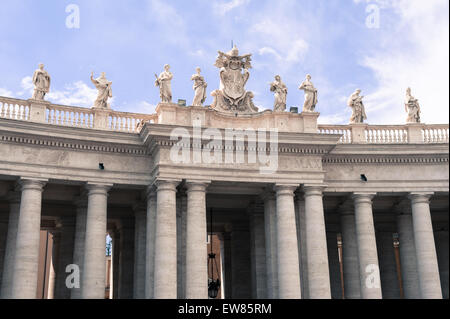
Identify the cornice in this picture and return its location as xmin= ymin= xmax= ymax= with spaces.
xmin=323 ymin=154 xmax=449 ymax=165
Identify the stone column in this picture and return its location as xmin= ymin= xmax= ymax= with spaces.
xmin=0 ymin=192 xmax=21 ymax=299
xmin=263 ymin=192 xmax=278 ymax=299
xmin=396 ymin=202 xmax=420 ymax=299
xmin=250 ymin=209 xmax=267 ymax=299
xmin=55 ymin=218 xmax=75 ymax=299
xmin=81 ymin=183 xmax=111 ymax=299
xmin=71 ymin=199 xmax=87 ymax=299
xmin=434 ymin=229 xmax=449 ymax=299
xmin=339 ymin=201 xmax=361 ymax=299
xmin=118 ymin=220 xmax=134 ymax=299
xmin=144 ymin=186 xmax=156 ymax=299
xmin=326 ymin=231 xmax=342 ymax=299
xmin=275 ymin=184 xmax=301 ymax=299
xmin=185 ymin=181 xmax=209 ymax=299
xmin=153 ymin=180 xmax=179 ymax=299
xmin=112 ymin=229 xmax=120 ymax=299
xmin=11 ymin=178 xmax=47 ymax=299
xmin=47 ymin=232 xmax=60 ymax=299
xmin=353 ymin=193 xmax=382 ymax=299
xmin=409 ymin=193 xmax=442 ymax=298
xmin=223 ymin=232 xmax=232 ymax=299
xmin=0 ymin=217 xmax=7 ymax=292
xmin=376 ymin=229 xmax=400 ymax=299
xmin=133 ymin=204 xmax=147 ymax=299
xmin=231 ymin=222 xmax=252 ymax=299
xmin=296 ymin=195 xmax=309 ymax=299
xmin=177 ymin=191 xmax=187 ymax=299
xmin=303 ymin=185 xmax=330 ymax=299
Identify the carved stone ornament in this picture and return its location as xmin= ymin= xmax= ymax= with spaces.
xmin=211 ymin=45 xmax=258 ymax=113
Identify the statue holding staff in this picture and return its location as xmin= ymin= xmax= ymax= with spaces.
xmin=91 ymin=72 xmax=112 ymax=109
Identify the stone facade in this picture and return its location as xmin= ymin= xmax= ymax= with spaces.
xmin=0 ymin=95 xmax=448 ymax=299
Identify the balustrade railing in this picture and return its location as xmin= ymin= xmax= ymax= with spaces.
xmin=0 ymin=96 xmax=448 ymax=143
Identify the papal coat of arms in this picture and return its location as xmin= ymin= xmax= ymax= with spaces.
xmin=211 ymin=45 xmax=259 ymax=113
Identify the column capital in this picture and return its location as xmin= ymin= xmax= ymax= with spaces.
xmin=146 ymin=184 xmax=157 ymax=200
xmin=302 ymin=184 xmax=326 ymax=197
xmin=185 ymin=180 xmax=210 ymax=193
xmin=18 ymin=178 xmax=47 ymax=192
xmin=85 ymin=183 xmax=112 ymax=195
xmin=274 ymin=184 xmax=298 ymax=196
xmin=352 ymin=192 xmax=376 ymax=204
xmin=408 ymin=192 xmax=433 ymax=204
xmin=155 ymin=179 xmax=180 ymax=191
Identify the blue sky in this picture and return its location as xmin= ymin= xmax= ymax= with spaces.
xmin=0 ymin=0 xmax=448 ymax=124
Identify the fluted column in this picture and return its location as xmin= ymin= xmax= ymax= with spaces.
xmin=133 ymin=204 xmax=147 ymax=299
xmin=71 ymin=199 xmax=87 ymax=299
xmin=339 ymin=201 xmax=361 ymax=299
xmin=153 ymin=179 xmax=179 ymax=299
xmin=145 ymin=186 xmax=156 ymax=299
xmin=81 ymin=183 xmax=111 ymax=299
xmin=275 ymin=184 xmax=301 ymax=299
xmin=353 ymin=193 xmax=382 ymax=299
xmin=395 ymin=202 xmax=420 ymax=299
xmin=409 ymin=193 xmax=442 ymax=299
xmin=263 ymin=192 xmax=278 ymax=299
xmin=0 ymin=192 xmax=21 ymax=299
xmin=11 ymin=178 xmax=47 ymax=299
xmin=303 ymin=185 xmax=330 ymax=299
xmin=185 ymin=181 xmax=209 ymax=299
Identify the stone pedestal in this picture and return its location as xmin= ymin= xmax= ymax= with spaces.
xmin=11 ymin=178 xmax=47 ymax=299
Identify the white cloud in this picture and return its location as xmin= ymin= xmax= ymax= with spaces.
xmin=47 ymin=81 xmax=99 ymax=107
xmin=16 ymin=76 xmax=34 ymax=97
xmin=0 ymin=88 xmax=12 ymax=97
xmin=358 ymin=0 xmax=449 ymax=124
xmin=214 ymin=0 xmax=251 ymax=15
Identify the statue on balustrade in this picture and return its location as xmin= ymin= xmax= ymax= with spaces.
xmin=299 ymin=74 xmax=318 ymax=112
xmin=91 ymin=72 xmax=112 ymax=109
xmin=155 ymin=64 xmax=173 ymax=103
xmin=348 ymin=89 xmax=367 ymax=124
xmin=405 ymin=87 xmax=421 ymax=123
xmin=211 ymin=45 xmax=258 ymax=113
xmin=270 ymin=75 xmax=287 ymax=112
xmin=32 ymin=63 xmax=51 ymax=101
xmin=191 ymin=67 xmax=207 ymax=106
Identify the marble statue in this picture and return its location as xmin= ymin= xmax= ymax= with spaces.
xmin=32 ymin=63 xmax=51 ymax=100
xmin=90 ymin=72 xmax=112 ymax=109
xmin=155 ymin=64 xmax=173 ymax=103
xmin=299 ymin=74 xmax=318 ymax=112
xmin=191 ymin=67 xmax=207 ymax=106
xmin=270 ymin=75 xmax=287 ymax=112
xmin=347 ymin=89 xmax=367 ymax=123
xmin=211 ymin=45 xmax=258 ymax=113
xmin=405 ymin=87 xmax=421 ymax=123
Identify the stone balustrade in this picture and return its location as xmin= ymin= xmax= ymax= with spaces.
xmin=0 ymin=96 xmax=448 ymax=142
